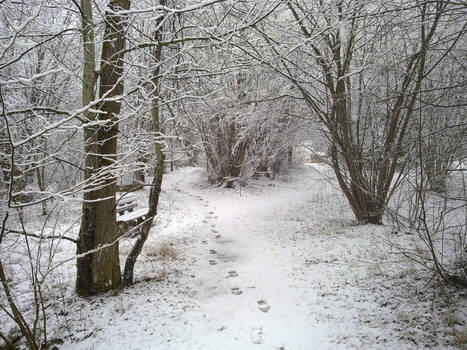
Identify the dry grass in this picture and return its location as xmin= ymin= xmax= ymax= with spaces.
xmin=145 ymin=241 xmax=177 ymax=260
xmin=452 ymin=331 xmax=467 ymax=347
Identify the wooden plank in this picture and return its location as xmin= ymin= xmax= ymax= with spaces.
xmin=117 ymin=202 xmax=137 ymax=215
xmin=118 ymin=207 xmax=148 ymax=222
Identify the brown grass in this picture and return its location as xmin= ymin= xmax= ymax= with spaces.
xmin=452 ymin=331 xmax=467 ymax=347
xmin=145 ymin=241 xmax=177 ymax=260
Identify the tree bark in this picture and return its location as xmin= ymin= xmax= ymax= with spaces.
xmin=76 ymin=0 xmax=130 ymax=296
xmin=76 ymin=0 xmax=98 ymax=296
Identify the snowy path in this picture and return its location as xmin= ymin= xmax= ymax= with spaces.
xmin=133 ymin=165 xmax=382 ymax=350
xmin=169 ymin=170 xmax=331 ymax=349
xmin=60 ymin=165 xmax=464 ymax=350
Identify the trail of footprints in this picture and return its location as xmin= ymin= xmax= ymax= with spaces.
xmin=196 ymin=194 xmax=271 ymax=316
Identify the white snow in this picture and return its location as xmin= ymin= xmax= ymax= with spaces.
xmin=1 ymin=164 xmax=466 ymax=349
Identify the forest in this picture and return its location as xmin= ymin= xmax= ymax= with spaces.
xmin=0 ymin=0 xmax=466 ymax=349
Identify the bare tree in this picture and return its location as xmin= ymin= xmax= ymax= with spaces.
xmin=0 ymin=2 xmax=82 ymax=347
xmin=253 ymin=0 xmax=462 ymax=224
xmin=122 ymin=0 xmax=167 ymax=286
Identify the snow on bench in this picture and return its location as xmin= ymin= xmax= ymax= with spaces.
xmin=116 ymin=193 xmax=138 ymax=215
xmin=118 ymin=207 xmax=148 ymax=222
xmin=116 ymin=193 xmax=149 ymax=237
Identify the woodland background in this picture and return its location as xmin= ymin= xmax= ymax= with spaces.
xmin=0 ymin=1 xmax=465 ymax=349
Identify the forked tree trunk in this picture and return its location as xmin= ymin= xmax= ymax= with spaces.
xmin=202 ymin=117 xmax=248 ymax=182
xmin=76 ymin=0 xmax=130 ymax=296
xmin=286 ymin=1 xmax=444 ymax=225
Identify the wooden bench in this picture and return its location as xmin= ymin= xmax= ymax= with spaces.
xmin=116 ymin=193 xmax=150 ymax=237
xmin=116 ymin=193 xmax=137 ymax=216
xmin=118 ymin=208 xmax=149 ymax=238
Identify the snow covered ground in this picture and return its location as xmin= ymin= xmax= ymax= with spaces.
xmin=2 ymin=164 xmax=466 ymax=349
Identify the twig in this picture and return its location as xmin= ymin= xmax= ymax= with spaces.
xmin=5 ymin=228 xmax=78 ymax=244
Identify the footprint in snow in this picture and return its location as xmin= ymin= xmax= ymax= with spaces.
xmin=227 ymin=270 xmax=238 ymax=278
xmin=231 ymin=287 xmax=242 ymax=295
xmin=210 ymin=229 xmax=218 ymax=233
xmin=209 ymin=249 xmax=217 ymax=254
xmin=251 ymin=327 xmax=265 ymax=344
xmin=209 ymin=211 xmax=215 ymax=214
xmin=257 ymin=300 xmax=271 ymax=313
xmin=209 ymin=260 xmax=218 ymax=265
xmin=215 ymin=234 xmax=221 ymax=239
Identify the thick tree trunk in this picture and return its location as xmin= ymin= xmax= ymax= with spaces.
xmin=76 ymin=0 xmax=98 ymax=295
xmin=76 ymin=0 xmax=130 ymax=296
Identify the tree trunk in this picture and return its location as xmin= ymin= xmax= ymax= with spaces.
xmin=76 ymin=0 xmax=130 ymax=296
xmin=123 ymin=150 xmax=164 ymax=286
xmin=123 ymin=5 xmax=166 ymax=285
xmin=288 ymin=146 xmax=293 ymax=165
xmin=75 ymin=0 xmax=97 ymax=295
